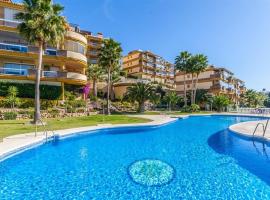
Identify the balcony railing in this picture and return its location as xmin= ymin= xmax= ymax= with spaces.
xmin=0 ymin=67 xmax=87 ymax=81
xmin=0 ymin=18 xmax=21 ymax=28
xmin=0 ymin=43 xmax=28 ymax=52
xmin=0 ymin=67 xmax=29 ymax=76
xmin=43 ymin=71 xmax=58 ymax=78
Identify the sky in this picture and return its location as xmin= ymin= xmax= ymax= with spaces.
xmin=16 ymin=0 xmax=270 ymax=90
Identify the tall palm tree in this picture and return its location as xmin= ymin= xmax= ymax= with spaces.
xmin=16 ymin=0 xmax=67 ymax=124
xmin=164 ymin=91 xmax=179 ymax=111
xmin=87 ymin=64 xmax=104 ymax=97
xmin=98 ymin=38 xmax=122 ymax=114
xmin=126 ymin=82 xmax=156 ymax=113
xmin=192 ymin=54 xmax=208 ymax=104
xmin=175 ymin=51 xmax=192 ymax=106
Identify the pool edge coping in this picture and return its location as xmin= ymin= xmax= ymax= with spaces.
xmin=1 ymin=113 xmax=270 ymax=162
xmin=0 ymin=116 xmax=178 ymax=162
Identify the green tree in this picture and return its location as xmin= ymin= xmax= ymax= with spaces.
xmin=175 ymin=51 xmax=192 ymax=106
xmin=164 ymin=91 xmax=179 ymax=111
xmin=5 ymin=86 xmax=20 ymax=109
xmin=16 ymin=0 xmax=67 ymax=124
xmin=98 ymin=38 xmax=122 ymax=115
xmin=87 ymin=64 xmax=104 ymax=97
xmin=213 ymin=95 xmax=231 ymax=112
xmin=126 ymin=83 xmax=156 ymax=113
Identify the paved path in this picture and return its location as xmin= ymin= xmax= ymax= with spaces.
xmin=0 ymin=115 xmax=177 ymax=160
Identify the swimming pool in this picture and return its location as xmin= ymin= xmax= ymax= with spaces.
xmin=1 ymin=115 xmax=270 ymax=199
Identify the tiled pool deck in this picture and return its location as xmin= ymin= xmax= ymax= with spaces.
xmin=1 ymin=113 xmax=270 ymax=161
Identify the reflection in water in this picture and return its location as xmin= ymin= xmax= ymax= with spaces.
xmin=208 ymin=129 xmax=270 ymax=185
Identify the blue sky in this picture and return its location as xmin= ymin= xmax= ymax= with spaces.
xmin=16 ymin=0 xmax=270 ymax=90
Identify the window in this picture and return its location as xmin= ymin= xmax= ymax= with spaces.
xmin=3 ymin=63 xmax=33 ymax=76
xmin=91 ymin=59 xmax=98 ymax=64
xmin=65 ymin=40 xmax=85 ymax=54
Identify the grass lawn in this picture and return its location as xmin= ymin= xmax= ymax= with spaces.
xmin=0 ymin=115 xmax=151 ymax=140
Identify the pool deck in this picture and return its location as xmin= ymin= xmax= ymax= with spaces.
xmin=1 ymin=113 xmax=270 ymax=161
xmin=229 ymin=120 xmax=270 ymax=141
xmin=0 ymin=115 xmax=178 ymax=160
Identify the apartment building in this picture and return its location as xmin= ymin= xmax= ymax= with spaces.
xmin=175 ymin=66 xmax=246 ymax=105
xmin=114 ymin=50 xmax=175 ymax=99
xmin=0 ymin=0 xmax=98 ymax=99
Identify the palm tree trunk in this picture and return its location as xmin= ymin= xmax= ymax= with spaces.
xmin=33 ymin=44 xmax=43 ymax=124
xmin=93 ymin=79 xmax=97 ymax=97
xmin=191 ymin=73 xmax=194 ymax=104
xmin=107 ymin=68 xmax=111 ymax=115
xmin=183 ymin=73 xmax=187 ymax=106
xmin=138 ymin=102 xmax=145 ymax=113
xmin=194 ymin=73 xmax=199 ymax=104
xmin=110 ymin=83 xmax=114 ymax=100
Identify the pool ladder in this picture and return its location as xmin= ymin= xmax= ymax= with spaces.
xmin=253 ymin=119 xmax=270 ymax=138
xmin=35 ymin=119 xmax=56 ymax=142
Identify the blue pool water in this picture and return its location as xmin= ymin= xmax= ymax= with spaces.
xmin=1 ymin=115 xmax=270 ymax=199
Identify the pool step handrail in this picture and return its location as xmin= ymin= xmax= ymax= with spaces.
xmin=35 ymin=119 xmax=56 ymax=142
xmin=253 ymin=119 xmax=270 ymax=138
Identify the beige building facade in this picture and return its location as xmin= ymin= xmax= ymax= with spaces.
xmin=175 ymin=66 xmax=246 ymax=105
xmin=113 ymin=50 xmax=175 ymax=99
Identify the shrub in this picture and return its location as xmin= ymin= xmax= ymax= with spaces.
xmin=48 ymin=108 xmax=60 ymax=118
xmin=190 ymin=104 xmax=200 ymax=112
xmin=181 ymin=105 xmax=191 ymax=112
xmin=4 ymin=112 xmax=17 ymax=120
xmin=41 ymin=100 xmax=58 ymax=110
xmin=0 ymin=81 xmax=61 ymax=100
xmin=19 ymin=99 xmax=35 ymax=108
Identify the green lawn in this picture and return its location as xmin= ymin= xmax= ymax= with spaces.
xmin=0 ymin=115 xmax=151 ymax=140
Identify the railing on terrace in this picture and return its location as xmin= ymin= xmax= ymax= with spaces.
xmin=230 ymin=108 xmax=270 ymax=115
xmin=0 ymin=67 xmax=28 ymax=76
xmin=0 ymin=42 xmax=28 ymax=52
xmin=0 ymin=18 xmax=21 ymax=28
xmin=42 ymin=71 xmax=59 ymax=78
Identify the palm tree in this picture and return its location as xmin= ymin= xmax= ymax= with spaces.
xmin=16 ymin=0 xmax=67 ymax=124
xmin=164 ymin=91 xmax=179 ymax=111
xmin=192 ymin=54 xmax=208 ymax=104
xmin=98 ymin=38 xmax=122 ymax=115
xmin=87 ymin=64 xmax=104 ymax=97
xmin=5 ymin=86 xmax=20 ymax=109
xmin=126 ymin=82 xmax=156 ymax=113
xmin=213 ymin=95 xmax=231 ymax=112
xmin=175 ymin=51 xmax=192 ymax=106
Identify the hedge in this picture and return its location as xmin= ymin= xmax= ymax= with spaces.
xmin=0 ymin=81 xmax=62 ymax=100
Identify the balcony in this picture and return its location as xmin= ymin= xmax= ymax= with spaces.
xmin=210 ymin=73 xmax=222 ymax=79
xmin=57 ymin=50 xmax=87 ymax=63
xmin=66 ymin=30 xmax=88 ymax=45
xmin=0 ymin=42 xmax=28 ymax=52
xmin=0 ymin=18 xmax=20 ymax=28
xmin=0 ymin=67 xmax=28 ymax=76
xmin=0 ymin=67 xmax=87 ymax=82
